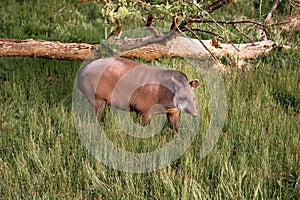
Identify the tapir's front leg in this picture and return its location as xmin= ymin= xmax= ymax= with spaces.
xmin=166 ymin=109 xmax=180 ymax=132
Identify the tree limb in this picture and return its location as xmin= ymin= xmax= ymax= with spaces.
xmin=0 ymin=37 xmax=279 ymax=62
xmin=185 ymin=27 xmax=218 ymax=62
xmin=119 ymin=30 xmax=179 ymax=51
xmin=145 ymin=14 xmax=154 ymax=27
xmin=108 ymin=18 xmax=122 ymax=40
xmin=203 ymin=0 xmax=233 ymax=13
xmin=190 ymin=28 xmax=239 ymax=51
xmin=0 ymin=38 xmax=97 ymax=60
xmin=188 ymin=19 xmax=264 ymax=27
xmin=264 ymin=0 xmax=282 ymax=24
xmin=231 ymin=24 xmax=255 ymax=43
xmin=259 ymin=0 xmax=282 ymax=40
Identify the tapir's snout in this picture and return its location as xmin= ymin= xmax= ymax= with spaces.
xmin=183 ymin=107 xmax=198 ymax=117
xmin=190 ymin=110 xmax=198 ymax=117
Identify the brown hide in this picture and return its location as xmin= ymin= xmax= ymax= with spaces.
xmin=77 ymin=57 xmax=198 ymax=131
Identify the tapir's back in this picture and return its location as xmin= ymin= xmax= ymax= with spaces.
xmin=77 ymin=57 xmax=155 ymax=106
xmin=77 ymin=57 xmax=141 ymax=88
xmin=96 ymin=57 xmax=144 ymax=94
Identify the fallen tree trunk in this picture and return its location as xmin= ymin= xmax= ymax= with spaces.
xmin=0 ymin=38 xmax=97 ymax=60
xmin=0 ymin=37 xmax=278 ymax=61
xmin=119 ymin=36 xmax=278 ymax=60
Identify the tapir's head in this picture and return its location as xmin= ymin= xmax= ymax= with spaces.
xmin=172 ymin=76 xmax=199 ymax=117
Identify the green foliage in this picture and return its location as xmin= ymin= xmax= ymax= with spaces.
xmin=83 ymin=0 xmax=217 ymax=28
xmin=0 ymin=0 xmax=299 ymax=199
xmin=139 ymin=1 xmax=205 ymax=18
xmin=99 ymin=0 xmax=139 ymax=23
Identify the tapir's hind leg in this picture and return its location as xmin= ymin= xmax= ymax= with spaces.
xmin=167 ymin=109 xmax=180 ymax=132
xmin=94 ymin=99 xmax=107 ymax=123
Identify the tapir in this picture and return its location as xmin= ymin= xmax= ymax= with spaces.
xmin=76 ymin=57 xmax=199 ymax=131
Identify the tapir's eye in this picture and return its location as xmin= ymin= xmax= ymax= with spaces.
xmin=178 ymin=97 xmax=185 ymax=103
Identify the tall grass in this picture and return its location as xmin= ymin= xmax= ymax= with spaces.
xmin=1 ymin=0 xmax=299 ymax=199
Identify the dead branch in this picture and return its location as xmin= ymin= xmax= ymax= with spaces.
xmin=231 ymin=24 xmax=255 ymax=43
xmin=0 ymin=37 xmax=279 ymax=62
xmin=190 ymin=28 xmax=239 ymax=51
xmin=185 ymin=27 xmax=218 ymax=62
xmin=259 ymin=0 xmax=282 ymax=40
xmin=145 ymin=14 xmax=154 ymax=27
xmin=145 ymin=27 xmax=164 ymax=37
xmin=203 ymin=0 xmax=233 ymax=13
xmin=170 ymin=15 xmax=180 ymax=30
xmin=289 ymin=0 xmax=300 ymax=16
xmin=108 ymin=18 xmax=122 ymax=40
xmin=0 ymin=38 xmax=97 ymax=60
xmin=187 ymin=18 xmax=266 ymax=42
xmin=119 ymin=30 xmax=179 ymax=51
xmin=188 ymin=19 xmax=264 ymax=27
xmin=118 ymin=36 xmax=279 ymax=61
xmin=265 ymin=0 xmax=282 ymax=24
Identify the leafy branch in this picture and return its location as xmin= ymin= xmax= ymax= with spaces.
xmin=52 ymin=0 xmax=297 ymax=61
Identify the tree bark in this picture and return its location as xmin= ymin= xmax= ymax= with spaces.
xmin=0 ymin=38 xmax=97 ymax=60
xmin=0 ymin=37 xmax=278 ymax=61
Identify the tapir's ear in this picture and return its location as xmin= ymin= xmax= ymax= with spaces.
xmin=172 ymin=77 xmax=181 ymax=89
xmin=189 ymin=79 xmax=199 ymax=89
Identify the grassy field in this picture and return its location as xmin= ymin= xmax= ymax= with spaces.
xmin=1 ymin=0 xmax=299 ymax=199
